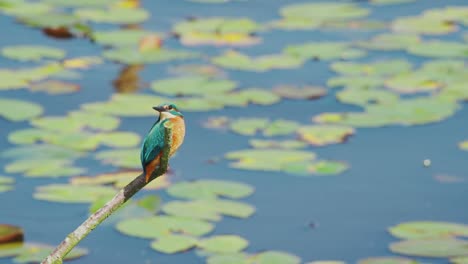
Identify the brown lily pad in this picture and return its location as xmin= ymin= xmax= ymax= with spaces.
xmin=0 ymin=224 xmax=23 ymax=244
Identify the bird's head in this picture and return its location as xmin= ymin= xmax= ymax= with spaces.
xmin=153 ymin=103 xmax=183 ymax=120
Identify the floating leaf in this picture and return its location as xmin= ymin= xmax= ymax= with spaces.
xmin=298 ymin=125 xmax=354 ymax=146
xmin=358 ymin=257 xmax=417 ymax=264
xmin=336 ymin=88 xmax=399 ymax=107
xmin=370 ymin=0 xmax=415 ymax=5
xmin=150 ymin=234 xmax=198 ymax=254
xmin=249 ymin=139 xmax=307 ymax=149
xmin=42 ymin=0 xmax=120 ymax=7
xmin=151 ymin=76 xmax=237 ymax=96
xmin=95 ymin=148 xmax=140 ymax=169
xmin=0 ymin=177 xmax=14 ymax=193
xmin=391 ymin=15 xmax=457 ymax=35
xmin=452 ymin=256 xmax=468 ymax=264
xmin=0 ymin=98 xmax=43 ymax=121
xmin=103 ymin=47 xmax=199 ymax=64
xmin=385 ymin=72 xmax=443 ymax=93
xmin=207 ymin=253 xmax=250 ymax=264
xmin=389 ymin=238 xmax=468 ymax=257
xmin=1 ymin=45 xmax=65 ymax=62
xmin=93 ymin=29 xmax=161 ymax=48
xmin=167 ymin=180 xmax=253 ymax=200
xmin=327 ymin=76 xmax=385 ymax=90
xmin=389 ymin=221 xmax=468 ymax=239
xmin=72 ymin=171 xmax=170 ymax=190
xmin=358 ymin=33 xmax=421 ymax=50
xmin=255 ymin=251 xmax=301 ymax=264
xmin=34 ymin=184 xmax=115 ymax=203
xmin=330 ymin=60 xmax=412 ymax=76
xmin=225 ymin=149 xmax=316 ymax=172
xmin=406 ymin=41 xmax=468 ymax=58
xmin=229 ymin=118 xmax=269 ymax=136
xmin=0 ymin=2 xmax=52 ymax=16
xmin=75 ymin=7 xmax=149 ymax=24
xmin=284 ymin=160 xmax=349 ymax=176
xmin=207 ymin=251 xmax=301 ymax=264
xmin=29 ymin=80 xmax=79 ymax=94
xmin=18 ymin=12 xmax=80 ymax=28
xmin=273 ymin=85 xmax=326 ymax=100
xmin=212 ymin=50 xmax=304 ymax=72
xmin=82 ymin=94 xmax=169 ymax=116
xmin=0 ymin=243 xmax=87 ymax=263
xmin=263 ymin=119 xmax=300 ymax=136
xmin=0 ymin=224 xmax=23 ymax=244
xmin=198 ymin=235 xmax=248 ymax=254
xmin=116 ymin=216 xmax=214 ymax=239
xmin=285 ymin=42 xmax=366 ymax=61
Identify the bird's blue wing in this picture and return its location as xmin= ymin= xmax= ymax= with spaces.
xmin=140 ymin=121 xmax=166 ymax=167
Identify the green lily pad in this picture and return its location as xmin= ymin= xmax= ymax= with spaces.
xmin=29 ymin=80 xmax=80 ymax=94
xmin=167 ymin=179 xmax=254 ymax=200
xmin=173 ymin=17 xmax=261 ymax=46
xmin=273 ymin=85 xmax=327 ymax=100
xmin=407 ymin=41 xmax=468 ymax=58
xmin=336 ymin=88 xmax=399 ymax=107
xmin=82 ymin=94 xmax=169 ymax=116
xmin=298 ymin=125 xmax=354 ymax=146
xmin=285 ymin=42 xmax=366 ymax=61
xmin=75 ymin=7 xmax=149 ymax=24
xmin=198 ymin=235 xmax=248 ymax=254
xmin=116 ymin=216 xmax=214 ymax=239
xmin=371 ymin=0 xmax=415 ymax=5
xmin=42 ymin=0 xmax=120 ymax=7
xmin=162 ymin=199 xmax=255 ymax=221
xmin=151 ymin=76 xmax=237 ymax=96
xmin=255 ymin=251 xmax=301 ymax=264
xmin=391 ymin=15 xmax=457 ymax=35
xmin=389 ymin=221 xmax=468 ymax=239
xmin=0 ymin=2 xmax=52 ymax=16
xmin=0 ymin=176 xmax=14 ymax=193
xmin=103 ymin=47 xmax=199 ymax=64
xmin=389 ymin=238 xmax=468 ymax=257
xmin=150 ymin=234 xmax=198 ymax=254
xmin=385 ymin=72 xmax=442 ymax=93
xmin=229 ymin=118 xmax=269 ymax=136
xmin=18 ymin=12 xmax=80 ymax=28
xmin=2 ymin=45 xmax=65 ymax=62
xmin=358 ymin=33 xmax=421 ymax=50
xmin=330 ymin=59 xmax=412 ymax=76
xmin=327 ymin=76 xmax=385 ymax=90
xmin=93 ymin=29 xmax=162 ymax=48
xmin=263 ymin=119 xmax=300 ymax=136
xmin=95 ymin=148 xmax=140 ymax=169
xmin=274 ymin=2 xmax=369 ymax=30
xmin=0 ymin=243 xmax=88 ymax=263
xmin=459 ymin=140 xmax=468 ymax=150
xmin=34 ymin=184 xmax=116 ymax=203
xmin=0 ymin=98 xmax=43 ymax=121
xmin=225 ymin=149 xmax=317 ymax=172
xmin=168 ymin=64 xmax=225 ymax=78
xmin=451 ymin=256 xmax=468 ymax=264
xmin=314 ymin=97 xmax=459 ymax=127
xmin=211 ymin=50 xmax=304 ymax=72
xmin=206 ymin=253 xmax=250 ymax=264
xmin=0 ymin=224 xmax=23 ymax=244
xmin=249 ymin=139 xmax=307 ymax=149
xmin=72 ymin=170 xmax=170 ymax=190
xmin=307 ymin=261 xmax=346 ymax=264
xmin=284 ymin=160 xmax=349 ymax=176
xmin=358 ymin=257 xmax=417 ymax=264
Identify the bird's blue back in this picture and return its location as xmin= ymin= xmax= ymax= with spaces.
xmin=140 ymin=119 xmax=168 ymax=168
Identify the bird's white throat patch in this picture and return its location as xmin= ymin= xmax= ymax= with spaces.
xmin=160 ymin=111 xmax=177 ymax=120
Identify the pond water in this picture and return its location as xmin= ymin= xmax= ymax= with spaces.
xmin=1 ymin=0 xmax=468 ymax=263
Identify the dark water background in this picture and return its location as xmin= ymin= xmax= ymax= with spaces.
xmin=1 ymin=0 xmax=468 ymax=263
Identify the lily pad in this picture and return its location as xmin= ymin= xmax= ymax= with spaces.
xmin=330 ymin=60 xmax=412 ymax=76
xmin=151 ymin=76 xmax=237 ymax=96
xmin=284 ymin=42 xmax=366 ymax=61
xmin=229 ymin=118 xmax=269 ymax=136
xmin=103 ymin=47 xmax=199 ymax=64
xmin=358 ymin=33 xmax=421 ymax=50
xmin=0 ymin=225 xmax=23 ymax=244
xmin=93 ymin=29 xmax=162 ymax=48
xmin=452 ymin=256 xmax=468 ymax=264
xmin=34 ymin=184 xmax=116 ymax=203
xmin=82 ymin=94 xmax=169 ymax=116
xmin=42 ymin=0 xmax=120 ymax=7
xmin=263 ymin=119 xmax=300 ymax=136
xmin=407 ymin=41 xmax=468 ymax=58
xmin=95 ymin=148 xmax=140 ymax=169
xmin=255 ymin=251 xmax=301 ymax=264
xmin=225 ymin=149 xmax=317 ymax=172
xmin=75 ymin=7 xmax=149 ymax=24
xmin=298 ymin=125 xmax=354 ymax=146
xmin=29 ymin=80 xmax=79 ymax=94
xmin=336 ymin=88 xmax=399 ymax=107
xmin=385 ymin=72 xmax=443 ymax=93
xmin=18 ymin=13 xmax=80 ymax=28
xmin=327 ymin=76 xmax=385 ymax=90
xmin=391 ymin=15 xmax=457 ymax=35
xmin=0 ymin=98 xmax=43 ymax=121
xmin=1 ymin=45 xmax=65 ymax=62
xmin=162 ymin=199 xmax=255 ymax=221
xmin=116 ymin=216 xmax=214 ymax=239
xmin=371 ymin=0 xmax=415 ymax=5
xmin=72 ymin=170 xmax=170 ymax=190
xmin=273 ymin=85 xmax=327 ymax=100
xmin=284 ymin=160 xmax=349 ymax=176
xmin=358 ymin=257 xmax=417 ymax=264
xmin=150 ymin=234 xmax=198 ymax=254
xmin=389 ymin=238 xmax=468 ymax=257
xmin=198 ymin=235 xmax=248 ymax=254
xmin=389 ymin=221 xmax=468 ymax=239
xmin=212 ymin=50 xmax=304 ymax=72
xmin=167 ymin=179 xmax=254 ymax=200
xmin=249 ymin=139 xmax=307 ymax=149
xmin=0 ymin=177 xmax=14 ymax=193
xmin=0 ymin=243 xmax=88 ymax=263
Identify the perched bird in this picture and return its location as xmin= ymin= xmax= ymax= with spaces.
xmin=140 ymin=103 xmax=185 ymax=183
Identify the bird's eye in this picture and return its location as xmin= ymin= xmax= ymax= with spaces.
xmin=167 ymin=105 xmax=173 ymax=110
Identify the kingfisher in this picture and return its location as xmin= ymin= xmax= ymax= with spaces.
xmin=140 ymin=103 xmax=185 ymax=183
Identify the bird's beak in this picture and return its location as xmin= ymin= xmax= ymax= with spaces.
xmin=152 ymin=106 xmax=166 ymax=112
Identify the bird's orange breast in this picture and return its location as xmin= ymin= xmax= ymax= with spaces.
xmin=169 ymin=116 xmax=185 ymax=156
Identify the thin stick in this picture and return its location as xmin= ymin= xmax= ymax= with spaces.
xmin=41 ymin=124 xmax=173 ymax=264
